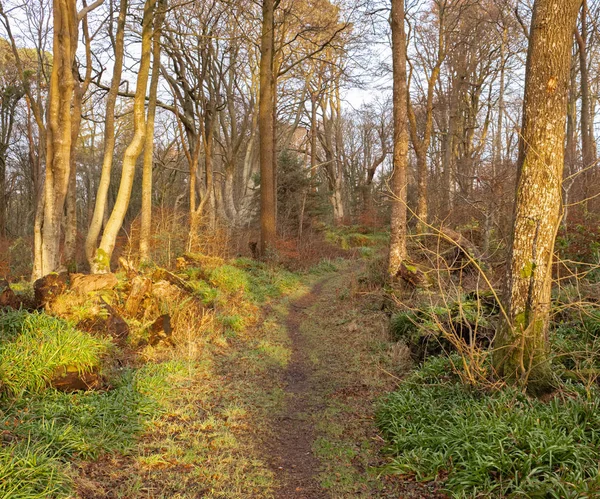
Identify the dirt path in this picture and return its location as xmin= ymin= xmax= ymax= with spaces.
xmin=263 ymin=269 xmax=440 ymax=499
xmin=264 ymin=267 xmax=435 ymax=499
xmin=268 ymin=279 xmax=329 ymax=499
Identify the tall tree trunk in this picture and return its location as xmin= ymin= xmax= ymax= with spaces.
xmin=41 ymin=0 xmax=79 ymax=276
xmin=140 ymin=0 xmax=164 ymax=263
xmin=259 ymin=0 xmax=276 ymax=256
xmin=388 ymin=0 xmax=409 ymax=277
xmin=64 ymin=3 xmax=95 ymax=270
xmin=95 ymin=0 xmax=154 ymax=272
xmin=86 ymin=0 xmax=128 ymax=271
xmin=441 ymin=78 xmax=457 ymax=218
xmin=563 ymin=52 xmax=578 ymax=227
xmin=493 ymin=0 xmax=581 ymax=393
xmin=575 ymin=0 xmax=596 ymax=210
xmin=0 ymin=152 xmax=5 ymax=238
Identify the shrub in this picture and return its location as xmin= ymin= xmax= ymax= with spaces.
xmin=389 ymin=311 xmax=420 ymax=343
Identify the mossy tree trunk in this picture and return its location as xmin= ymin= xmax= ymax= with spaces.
xmin=94 ymin=0 xmax=155 ymax=272
xmin=86 ymin=0 xmax=128 ymax=271
xmin=388 ymin=0 xmax=409 ymax=277
xmin=493 ymin=0 xmax=581 ymax=392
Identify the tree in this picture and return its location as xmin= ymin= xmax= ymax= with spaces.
xmin=92 ymin=0 xmax=155 ymax=272
xmin=85 ymin=0 xmax=128 ymax=271
xmin=388 ymin=0 xmax=409 ymax=277
xmin=40 ymin=0 xmax=79 ymax=276
xmin=0 ymin=41 xmax=29 ymax=237
xmin=406 ymin=0 xmax=448 ymax=232
xmin=493 ymin=0 xmax=581 ymax=392
xmin=139 ymin=0 xmax=165 ymax=263
xmin=259 ymin=0 xmax=277 ymax=256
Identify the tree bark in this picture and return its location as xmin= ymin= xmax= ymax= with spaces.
xmin=95 ymin=0 xmax=154 ymax=272
xmin=494 ymin=0 xmax=581 ymax=393
xmin=86 ymin=0 xmax=128 ymax=271
xmin=388 ymin=0 xmax=409 ymax=277
xmin=575 ymin=0 xmax=596 ymax=210
xmin=259 ymin=0 xmax=276 ymax=256
xmin=41 ymin=0 xmax=78 ymax=276
xmin=140 ymin=0 xmax=165 ymax=263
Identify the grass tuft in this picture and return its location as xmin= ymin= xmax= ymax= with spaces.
xmin=0 ymin=310 xmax=111 ymax=397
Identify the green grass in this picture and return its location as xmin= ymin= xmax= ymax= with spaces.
xmin=232 ymin=258 xmax=301 ymax=303
xmin=0 ymin=310 xmax=111 ymax=397
xmin=0 ymin=441 xmax=70 ymax=499
xmin=0 ymin=360 xmax=188 ymax=498
xmin=377 ymin=356 xmax=600 ymax=498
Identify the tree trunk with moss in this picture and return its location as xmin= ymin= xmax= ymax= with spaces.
xmin=93 ymin=0 xmax=154 ymax=272
xmin=85 ymin=0 xmax=128 ymax=271
xmin=388 ymin=0 xmax=409 ymax=277
xmin=493 ymin=0 xmax=581 ymax=393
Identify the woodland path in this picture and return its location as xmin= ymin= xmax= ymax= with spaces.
xmin=262 ymin=268 xmax=442 ymax=498
xmin=73 ymin=264 xmax=443 ymax=498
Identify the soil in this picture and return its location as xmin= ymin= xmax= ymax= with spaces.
xmin=268 ymin=280 xmax=329 ymax=499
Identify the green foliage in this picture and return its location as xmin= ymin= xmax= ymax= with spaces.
xmin=232 ymin=258 xmax=300 ymax=303
xmin=309 ymin=258 xmax=340 ymax=275
xmin=389 ymin=295 xmax=496 ymax=359
xmin=218 ymin=314 xmax=246 ymax=333
xmin=190 ymin=279 xmax=219 ymax=307
xmin=0 ymin=360 xmax=187 ymax=497
xmin=325 ymin=226 xmax=388 ymax=251
xmin=209 ymin=264 xmax=249 ymax=295
xmin=0 ymin=310 xmax=111 ymax=397
xmin=583 ymin=309 xmax=600 ymax=337
xmin=378 ymin=357 xmax=600 ymax=497
xmin=0 ymin=441 xmax=70 ymax=499
xmin=389 ymin=311 xmax=420 ymax=343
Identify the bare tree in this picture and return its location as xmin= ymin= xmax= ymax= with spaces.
xmin=388 ymin=0 xmax=409 ymax=277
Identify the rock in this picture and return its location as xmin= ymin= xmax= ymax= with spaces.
xmin=125 ymin=276 xmax=153 ymax=317
xmin=148 ymin=314 xmax=174 ymax=347
xmin=34 ymin=272 xmax=69 ymax=308
xmin=70 ymin=273 xmax=118 ymax=294
xmin=50 ymin=366 xmax=101 ymax=392
xmin=0 ymin=280 xmax=19 ymax=309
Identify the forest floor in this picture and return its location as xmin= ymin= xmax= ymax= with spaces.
xmin=261 ymin=266 xmax=444 ymax=499
xmin=71 ymin=261 xmax=443 ymax=498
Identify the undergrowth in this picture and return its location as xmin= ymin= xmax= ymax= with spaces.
xmin=378 ymin=356 xmax=600 ymax=498
xmin=0 ymin=359 xmax=189 ymax=498
xmin=0 ymin=255 xmax=311 ymax=498
xmin=0 ymin=311 xmax=111 ymax=397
